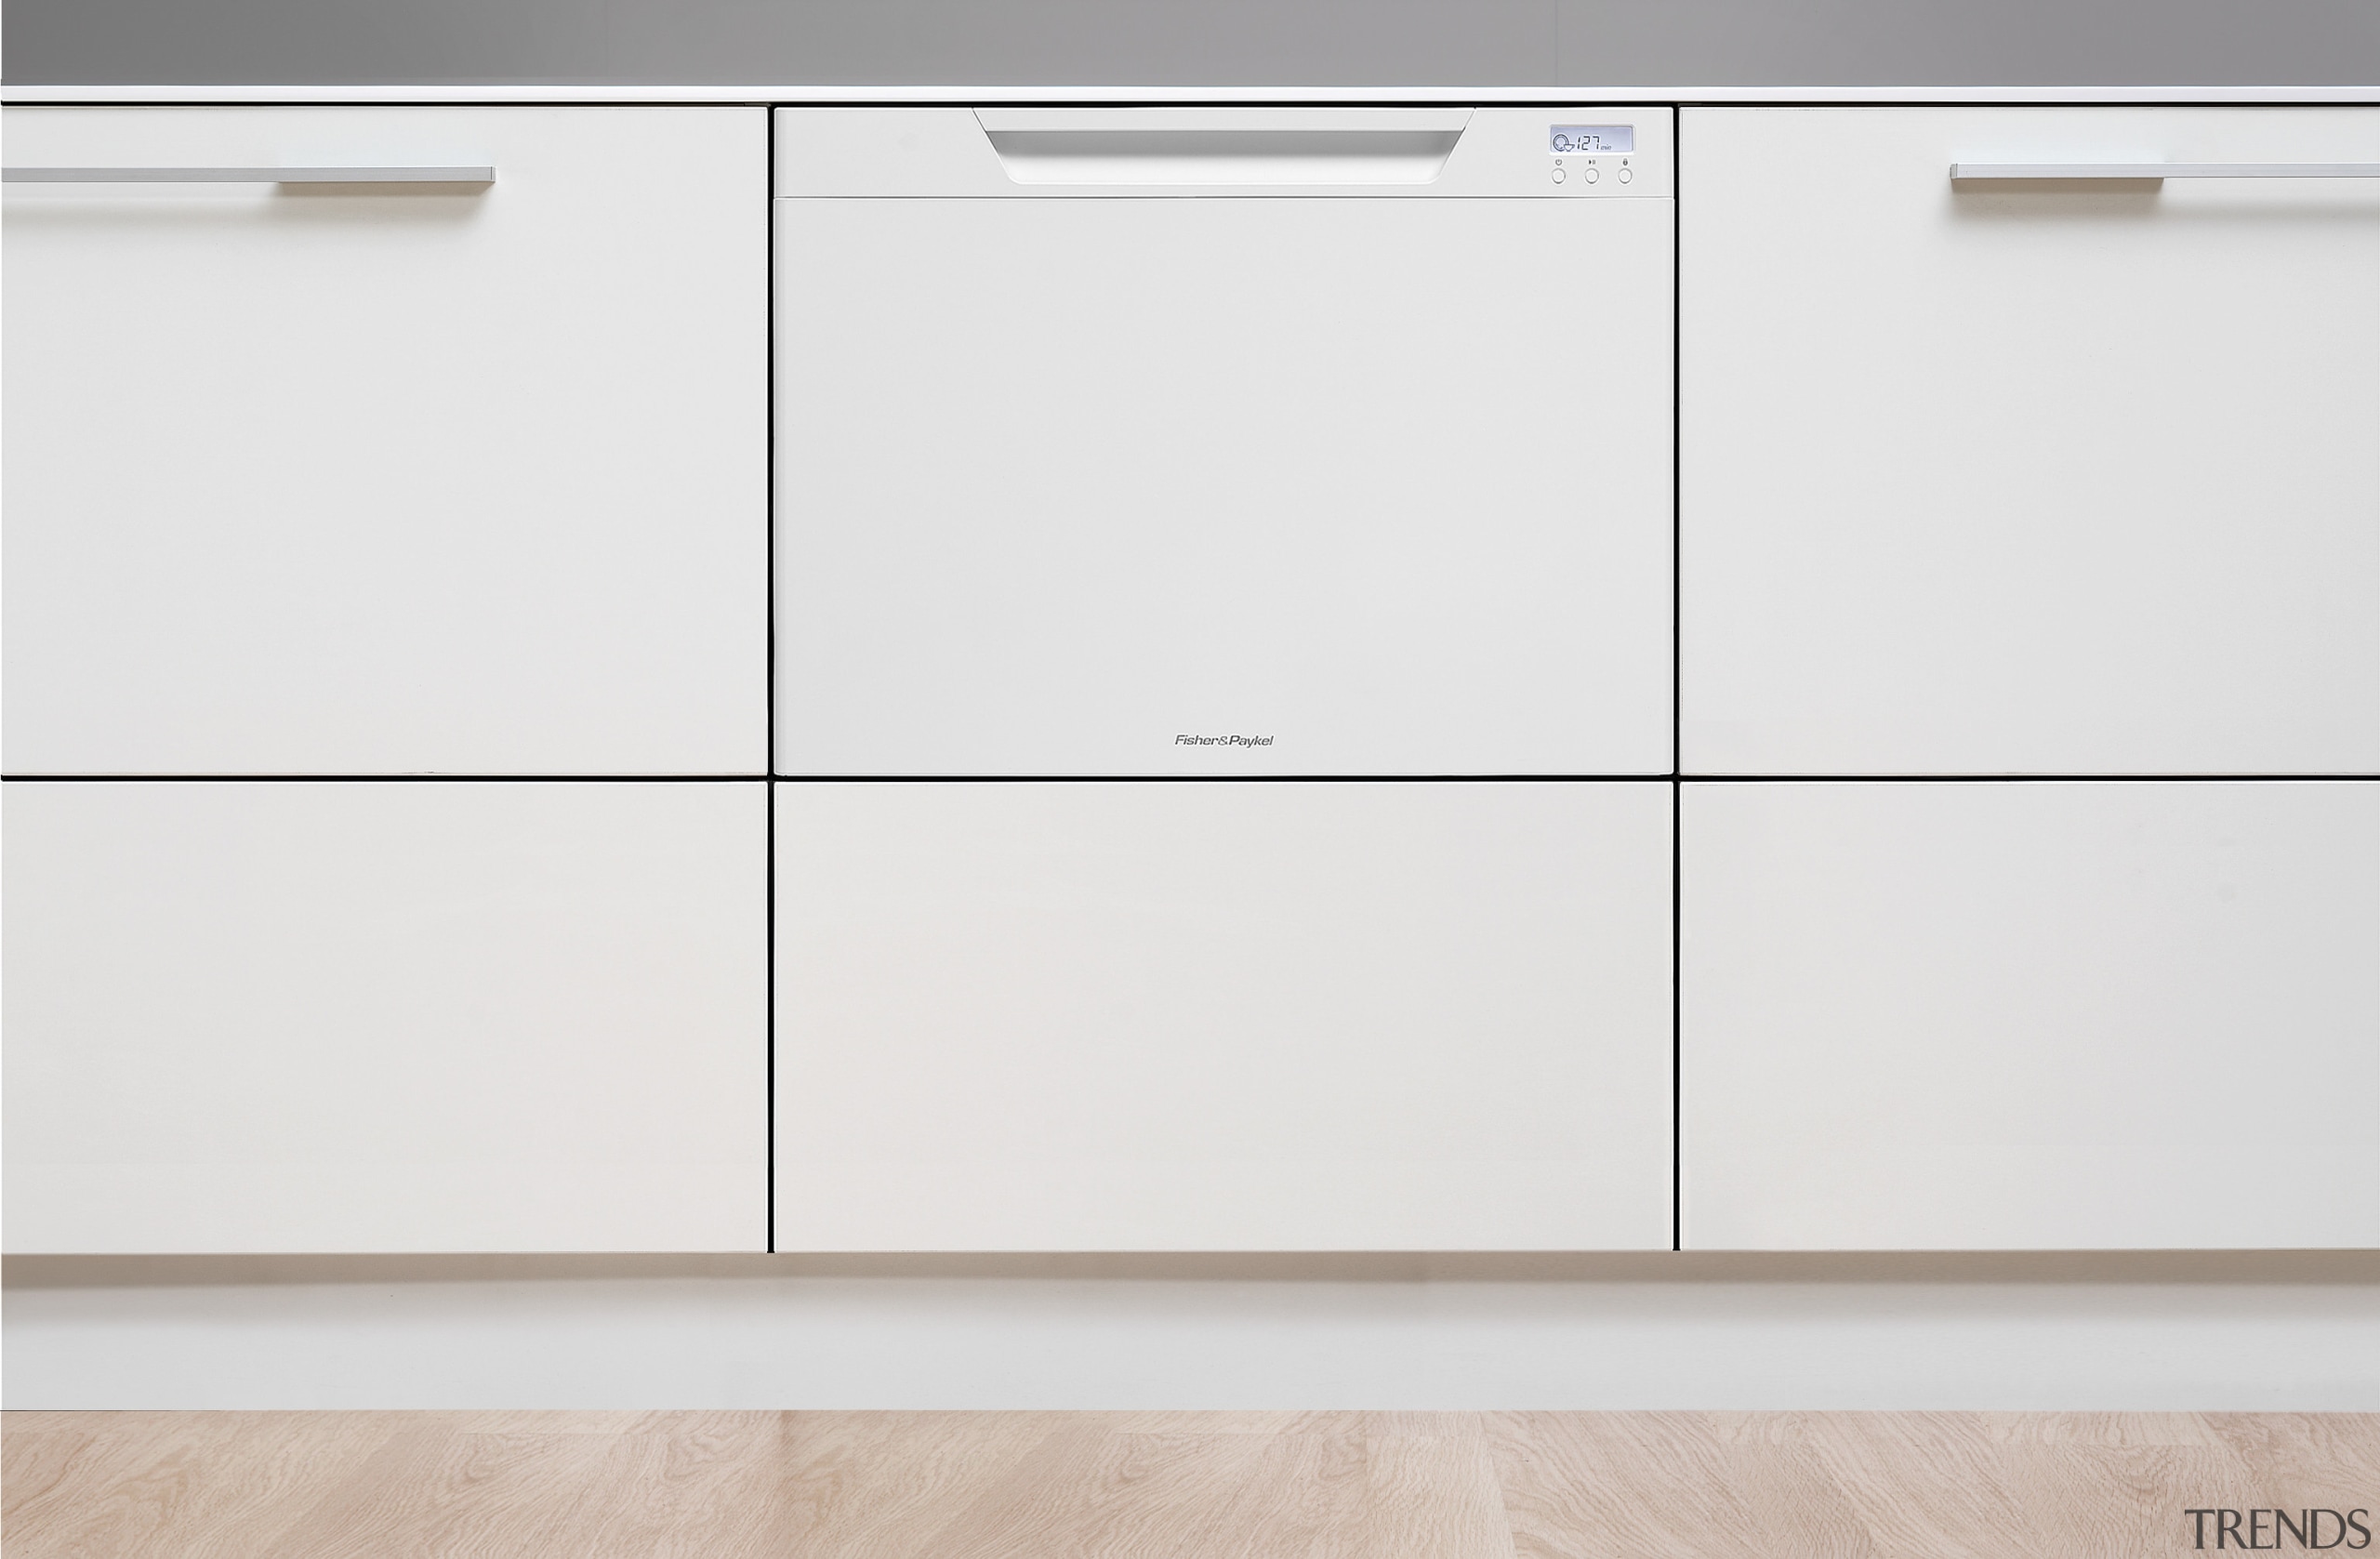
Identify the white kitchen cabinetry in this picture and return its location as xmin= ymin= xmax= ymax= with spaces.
xmin=2 ymin=107 xmax=766 ymax=775
xmin=1681 ymin=108 xmax=2380 ymax=775
xmin=2 ymin=781 xmax=768 ymax=1252
xmin=775 ymin=781 xmax=1673 ymax=1249
xmin=1682 ymin=781 xmax=2380 ymax=1249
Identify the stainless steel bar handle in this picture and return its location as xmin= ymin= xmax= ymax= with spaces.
xmin=1951 ymin=162 xmax=2380 ymax=181
xmin=4 ymin=165 xmax=495 ymax=184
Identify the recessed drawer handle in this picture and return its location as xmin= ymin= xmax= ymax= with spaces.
xmin=1950 ymin=162 xmax=2380 ymax=181
xmin=4 ymin=165 xmax=496 ymax=185
xmin=973 ymin=110 xmax=1472 ymax=188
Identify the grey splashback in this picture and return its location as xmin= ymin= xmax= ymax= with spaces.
xmin=6 ymin=0 xmax=2377 ymax=88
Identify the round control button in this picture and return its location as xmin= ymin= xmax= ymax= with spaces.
xmin=1551 ymin=166 xmax=1566 ymax=184
xmin=1618 ymin=166 xmax=1633 ymax=184
xmin=1584 ymin=166 xmax=1600 ymax=184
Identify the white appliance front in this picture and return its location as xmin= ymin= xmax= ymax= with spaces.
xmin=774 ymin=108 xmax=1674 ymax=776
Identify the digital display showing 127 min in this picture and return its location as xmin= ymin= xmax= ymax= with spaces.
xmin=1549 ymin=125 xmax=1633 ymax=155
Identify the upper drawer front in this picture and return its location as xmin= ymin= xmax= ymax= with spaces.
xmin=2 ymin=107 xmax=767 ymax=776
xmin=1680 ymin=107 xmax=2380 ymax=776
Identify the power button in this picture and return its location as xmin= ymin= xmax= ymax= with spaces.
xmin=1551 ymin=165 xmax=1567 ymax=185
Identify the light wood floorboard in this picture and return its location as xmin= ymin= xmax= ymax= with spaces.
xmin=5 ymin=1411 xmax=2373 ymax=1557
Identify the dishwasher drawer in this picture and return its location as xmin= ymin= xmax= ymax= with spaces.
xmin=1682 ymin=107 xmax=2380 ymax=775
xmin=775 ymin=781 xmax=1674 ymax=1250
xmin=3 ymin=107 xmax=766 ymax=776
xmin=775 ymin=108 xmax=1674 ymax=777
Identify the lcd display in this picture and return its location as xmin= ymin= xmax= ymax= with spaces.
xmin=1549 ymin=125 xmax=1634 ymax=155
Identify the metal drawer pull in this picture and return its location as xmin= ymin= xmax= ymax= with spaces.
xmin=4 ymin=165 xmax=495 ymax=184
xmin=1950 ymin=162 xmax=2380 ymax=181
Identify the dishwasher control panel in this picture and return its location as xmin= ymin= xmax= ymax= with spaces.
xmin=1548 ymin=122 xmax=1646 ymax=192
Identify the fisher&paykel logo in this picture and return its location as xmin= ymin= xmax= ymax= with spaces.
xmin=2186 ymin=1507 xmax=2371 ymax=1550
xmin=1175 ymin=733 xmax=1275 ymax=747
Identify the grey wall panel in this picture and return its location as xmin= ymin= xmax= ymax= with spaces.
xmin=1559 ymin=0 xmax=2380 ymax=87
xmin=7 ymin=0 xmax=2375 ymax=88
xmin=1 ymin=0 xmax=1560 ymax=87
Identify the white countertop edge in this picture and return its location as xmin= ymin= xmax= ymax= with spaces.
xmin=7 ymin=83 xmax=2380 ymax=105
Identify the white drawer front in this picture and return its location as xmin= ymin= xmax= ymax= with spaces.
xmin=776 ymin=780 xmax=1674 ymax=1249
xmin=1683 ymin=780 xmax=2380 ymax=1249
xmin=775 ymin=117 xmax=1675 ymax=778
xmin=1681 ymin=107 xmax=2380 ymax=775
xmin=2 ymin=781 xmax=768 ymax=1251
xmin=3 ymin=107 xmax=766 ymax=775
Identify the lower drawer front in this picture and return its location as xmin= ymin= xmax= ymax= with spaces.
xmin=1683 ymin=781 xmax=2380 ymax=1249
xmin=774 ymin=780 xmax=1675 ymax=1250
xmin=1 ymin=781 xmax=767 ymax=1253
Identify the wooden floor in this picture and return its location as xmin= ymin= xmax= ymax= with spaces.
xmin=5 ymin=1411 xmax=2375 ymax=1557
